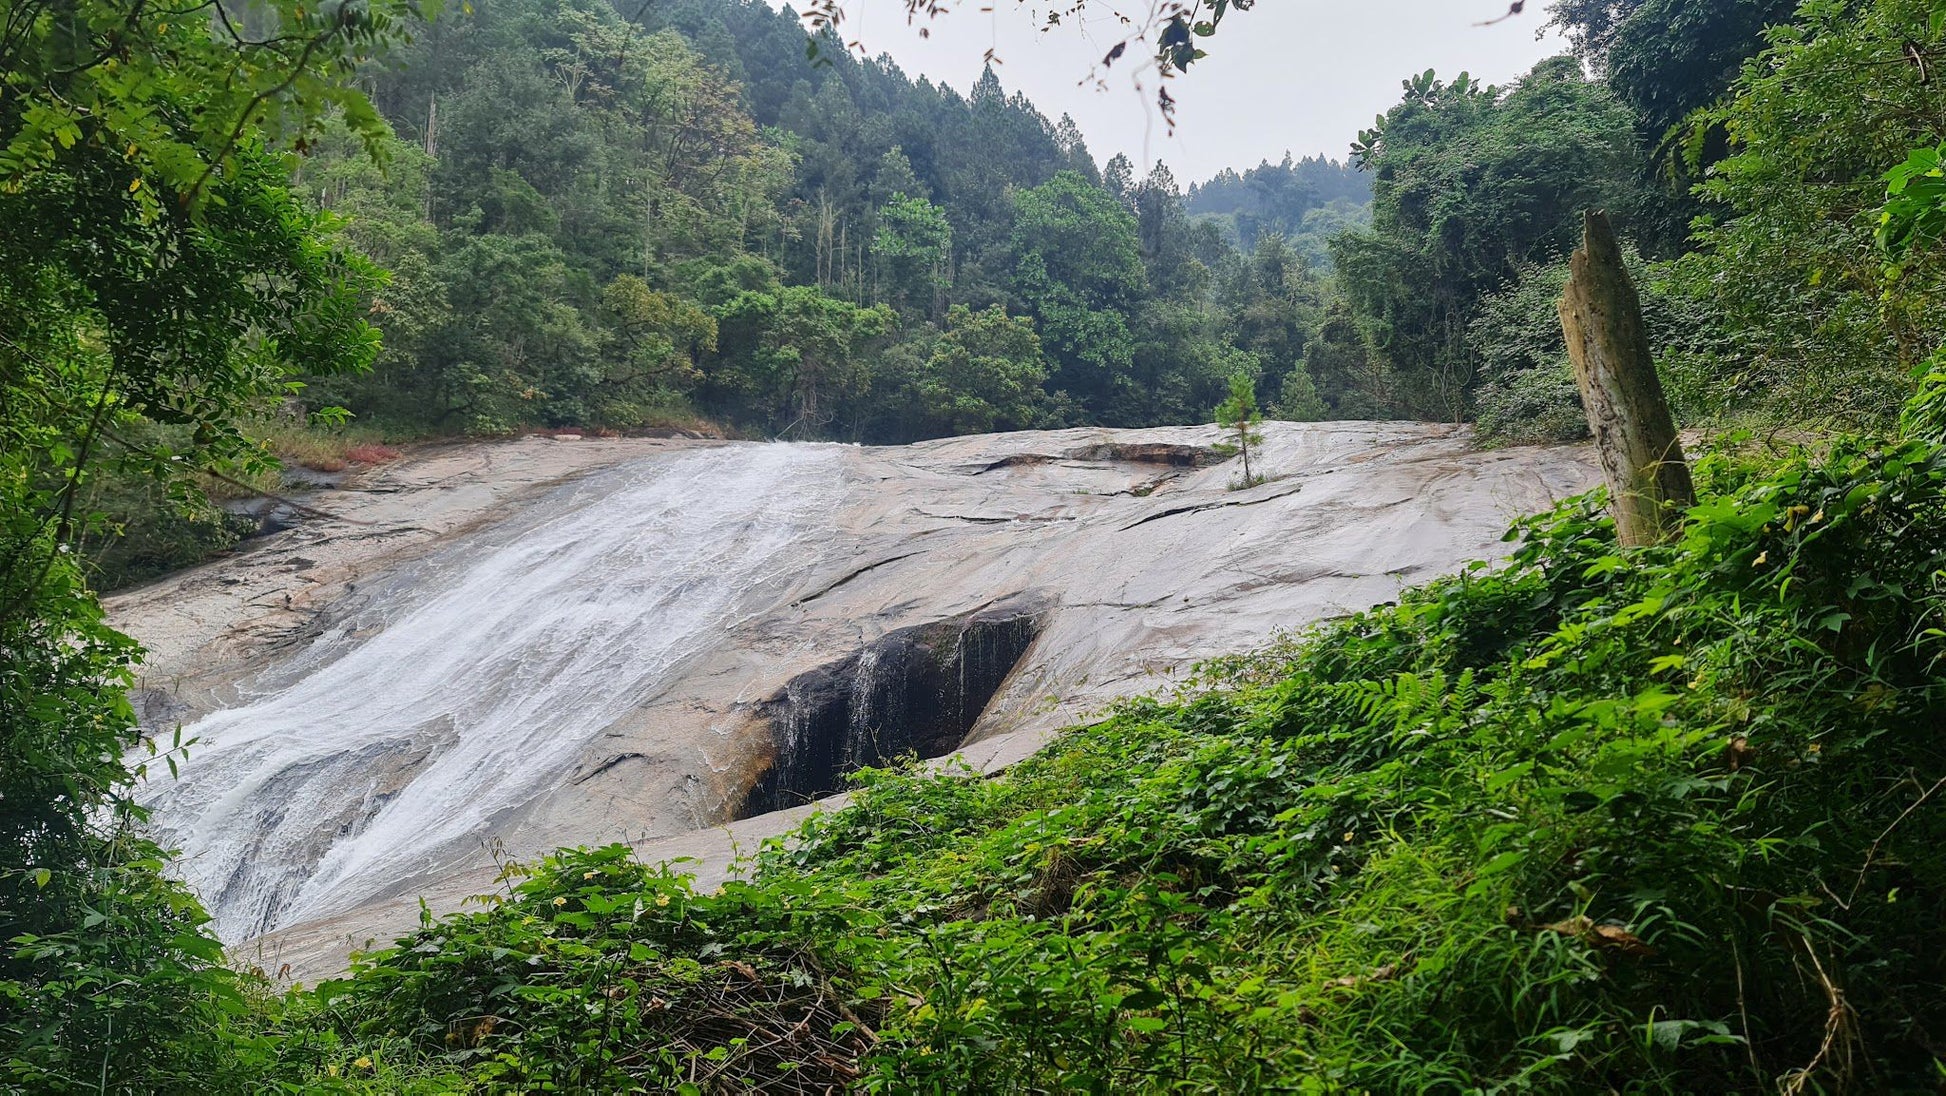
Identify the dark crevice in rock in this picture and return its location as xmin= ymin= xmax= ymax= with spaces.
xmin=961 ymin=442 xmax=1222 ymax=476
xmin=1117 ymin=481 xmax=1306 ymax=531
xmin=1061 ymin=442 xmax=1225 ymax=467
xmin=915 ymin=511 xmax=1014 ymax=525
xmin=792 ymin=552 xmax=921 ymax=606
xmin=738 ymin=595 xmax=1048 ymax=817
xmin=966 ymin=452 xmax=1057 ymax=474
xmin=572 ymin=752 xmax=647 ymax=785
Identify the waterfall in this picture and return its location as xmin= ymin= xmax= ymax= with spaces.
xmin=843 ymin=645 xmax=888 ymax=772
xmin=139 ymin=444 xmax=846 ymax=941
xmin=737 ymin=600 xmax=1046 ymax=816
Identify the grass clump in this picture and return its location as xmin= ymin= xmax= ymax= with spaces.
xmin=254 ymin=425 xmax=1946 ymax=1092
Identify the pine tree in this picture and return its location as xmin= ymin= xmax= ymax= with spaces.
xmin=1213 ymin=371 xmax=1265 ymax=488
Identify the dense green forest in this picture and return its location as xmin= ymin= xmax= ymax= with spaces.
xmin=9 ymin=0 xmax=1946 ymax=1089
xmin=288 ymin=0 xmax=1342 ymax=444
xmin=1185 ymin=152 xmax=1370 ymax=262
xmin=281 ymin=0 xmax=1946 ymax=450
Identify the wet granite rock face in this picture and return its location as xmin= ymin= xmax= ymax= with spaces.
xmin=740 ymin=596 xmax=1048 ymax=815
xmin=114 ymin=422 xmax=1602 ymax=957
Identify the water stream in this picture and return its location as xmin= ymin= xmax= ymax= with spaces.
xmin=139 ymin=443 xmax=847 ymax=941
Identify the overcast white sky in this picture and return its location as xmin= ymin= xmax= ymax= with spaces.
xmin=784 ymin=1 xmax=1566 ymax=184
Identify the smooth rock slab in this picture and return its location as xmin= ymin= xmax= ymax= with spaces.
xmin=111 ymin=422 xmax=1598 ymax=980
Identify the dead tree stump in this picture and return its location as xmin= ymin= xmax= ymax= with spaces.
xmin=1558 ymin=210 xmax=1695 ymax=547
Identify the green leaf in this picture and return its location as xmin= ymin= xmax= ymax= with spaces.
xmin=1484 ymin=761 xmax=1534 ymax=792
xmin=1476 ymin=850 xmax=1526 ymax=877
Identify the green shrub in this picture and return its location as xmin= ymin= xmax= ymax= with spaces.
xmin=1474 ymin=362 xmax=1588 ymax=447
xmin=1 ymin=542 xmax=276 ymax=1092
xmin=1469 ymin=248 xmax=1699 ymax=447
xmin=0 ymin=829 xmax=276 ymax=1093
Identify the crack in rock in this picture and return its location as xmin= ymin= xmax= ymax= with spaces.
xmin=792 ymin=552 xmax=922 ymax=607
xmin=1119 ymin=482 xmax=1306 ymax=531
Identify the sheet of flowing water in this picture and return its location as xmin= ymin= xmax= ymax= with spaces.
xmin=140 ymin=443 xmax=846 ymax=941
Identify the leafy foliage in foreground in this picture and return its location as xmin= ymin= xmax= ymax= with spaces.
xmin=0 ymin=0 xmax=393 ymax=1078
xmin=285 ymin=428 xmax=1946 ymax=1092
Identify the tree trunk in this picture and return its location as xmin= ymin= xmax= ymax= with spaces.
xmin=1558 ymin=210 xmax=1695 ymax=547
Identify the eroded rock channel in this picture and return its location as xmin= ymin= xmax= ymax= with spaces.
xmin=742 ymin=596 xmax=1048 ymax=815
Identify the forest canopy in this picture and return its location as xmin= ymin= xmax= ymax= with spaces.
xmin=283 ymin=0 xmax=1355 ymax=445
xmin=269 ymin=0 xmax=1934 ymax=454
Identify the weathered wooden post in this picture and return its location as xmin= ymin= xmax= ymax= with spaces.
xmin=1558 ymin=210 xmax=1695 ymax=546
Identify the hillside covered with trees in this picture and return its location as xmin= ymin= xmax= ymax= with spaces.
xmin=9 ymin=0 xmax=1946 ymax=1090
xmin=274 ymin=0 xmax=1946 ymax=453
xmin=1185 ymin=152 xmax=1370 ymax=264
xmin=289 ymin=0 xmax=1340 ymax=446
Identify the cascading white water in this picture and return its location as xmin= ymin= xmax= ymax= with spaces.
xmin=139 ymin=443 xmax=847 ymax=942
xmin=844 ymin=645 xmax=888 ymax=771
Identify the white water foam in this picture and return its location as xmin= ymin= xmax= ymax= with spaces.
xmin=140 ymin=443 xmax=846 ymax=941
